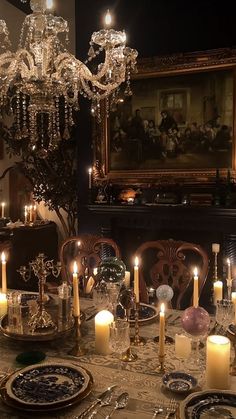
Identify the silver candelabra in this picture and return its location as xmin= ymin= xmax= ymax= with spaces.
xmin=18 ymin=253 xmax=61 ymax=332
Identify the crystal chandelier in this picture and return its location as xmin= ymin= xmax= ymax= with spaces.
xmin=0 ymin=0 xmax=138 ymax=153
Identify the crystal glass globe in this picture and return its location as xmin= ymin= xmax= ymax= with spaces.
xmin=98 ymin=257 xmax=126 ymax=284
xmin=181 ymin=306 xmax=210 ymax=337
xmin=156 ymin=284 xmax=174 ymax=302
xmin=30 ymin=0 xmax=47 ymax=12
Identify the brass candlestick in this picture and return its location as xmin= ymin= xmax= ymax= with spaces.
xmin=131 ymin=302 xmax=146 ymax=346
xmin=18 ymin=253 xmax=61 ymax=332
xmin=155 ymin=353 xmax=166 ymax=374
xmin=68 ymin=315 xmax=86 ymax=356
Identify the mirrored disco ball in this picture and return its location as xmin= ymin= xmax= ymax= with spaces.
xmin=156 ymin=285 xmax=174 ymax=302
xmin=97 ymin=257 xmax=126 ymax=284
xmin=181 ymin=306 xmax=210 ymax=337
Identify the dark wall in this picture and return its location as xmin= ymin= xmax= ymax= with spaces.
xmin=75 ymin=0 xmax=236 ymax=209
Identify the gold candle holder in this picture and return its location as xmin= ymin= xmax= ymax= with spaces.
xmin=155 ymin=354 xmax=166 ymax=374
xmin=68 ymin=315 xmax=85 ymax=356
xmin=131 ymin=302 xmax=146 ymax=346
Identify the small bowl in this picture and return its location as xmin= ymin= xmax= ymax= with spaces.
xmin=162 ymin=371 xmax=198 ymax=394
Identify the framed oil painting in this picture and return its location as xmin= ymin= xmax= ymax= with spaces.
xmin=93 ymin=48 xmax=236 ymax=184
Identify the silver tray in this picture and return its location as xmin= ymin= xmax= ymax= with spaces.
xmin=0 ymin=303 xmax=85 ymax=342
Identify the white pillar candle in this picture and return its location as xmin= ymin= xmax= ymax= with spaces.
xmin=232 ymin=292 xmax=236 ymax=324
xmin=193 ymin=267 xmax=199 ymax=308
xmin=159 ymin=303 xmax=165 ymax=357
xmin=206 ymin=335 xmax=231 ymax=389
xmin=124 ymin=271 xmax=130 ymax=288
xmin=0 ymin=293 xmax=7 ymax=317
xmin=175 ymin=334 xmax=192 ymax=358
xmin=1 ymin=202 xmax=5 ymax=218
xmin=212 ymin=243 xmax=220 ymax=253
xmin=134 ymin=257 xmax=139 ymax=303
xmin=1 ymin=252 xmax=7 ymax=294
xmin=72 ymin=261 xmax=80 ymax=317
xmin=213 ymin=280 xmax=223 ymax=305
xmin=95 ymin=310 xmax=114 ymax=355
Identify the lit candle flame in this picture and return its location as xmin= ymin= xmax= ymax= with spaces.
xmin=73 ymin=261 xmax=78 ymax=275
xmin=1 ymin=252 xmax=6 ymax=263
xmin=105 ymin=9 xmax=112 ymax=26
xmin=134 ymin=256 xmax=139 ymax=267
xmin=160 ymin=303 xmax=165 ymax=314
xmin=193 ymin=267 xmax=198 ymax=277
xmin=227 ymin=258 xmax=231 ymax=266
xmin=88 ymin=167 xmax=92 ymax=175
xmin=77 ymin=241 xmax=81 ymax=247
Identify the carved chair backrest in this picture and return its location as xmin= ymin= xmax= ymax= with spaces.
xmin=135 ymin=239 xmax=209 ymax=308
xmin=59 ymin=234 xmax=121 ymax=284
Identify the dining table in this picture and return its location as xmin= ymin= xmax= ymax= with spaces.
xmin=0 ymin=295 xmax=236 ymax=419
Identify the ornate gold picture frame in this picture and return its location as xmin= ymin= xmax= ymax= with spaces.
xmin=93 ymin=48 xmax=236 ymax=185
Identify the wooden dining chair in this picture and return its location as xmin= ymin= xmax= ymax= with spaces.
xmin=59 ymin=234 xmax=121 ymax=285
xmin=135 ymin=239 xmax=209 ymax=309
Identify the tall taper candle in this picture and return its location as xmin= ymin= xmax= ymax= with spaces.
xmin=159 ymin=303 xmax=165 ymax=357
xmin=227 ymin=258 xmax=232 ymax=282
xmin=72 ymin=261 xmax=80 ymax=317
xmin=88 ymin=168 xmax=92 ymax=189
xmin=193 ymin=267 xmax=199 ymax=308
xmin=1 ymin=202 xmax=5 ymax=218
xmin=134 ymin=257 xmax=139 ymax=303
xmin=1 ymin=252 xmax=7 ymax=294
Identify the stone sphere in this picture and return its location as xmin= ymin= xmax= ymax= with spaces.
xmin=98 ymin=257 xmax=126 ymax=284
xmin=181 ymin=306 xmax=210 ymax=337
xmin=156 ymin=285 xmax=174 ymax=302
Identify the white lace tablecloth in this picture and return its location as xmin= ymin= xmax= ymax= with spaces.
xmin=0 ymin=298 xmax=236 ymax=418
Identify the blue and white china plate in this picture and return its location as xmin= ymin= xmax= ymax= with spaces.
xmin=162 ymin=371 xmax=197 ymax=394
xmin=180 ymin=390 xmax=236 ymax=418
xmin=117 ymin=303 xmax=158 ymax=323
xmin=5 ymin=362 xmax=91 ymax=407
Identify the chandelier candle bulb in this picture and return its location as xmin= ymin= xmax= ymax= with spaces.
xmin=212 ymin=243 xmax=220 ymax=253
xmin=232 ymin=292 xmax=236 ymax=324
xmin=1 ymin=252 xmax=7 ymax=294
xmin=1 ymin=202 xmax=5 ymax=218
xmin=72 ymin=262 xmax=80 ymax=317
xmin=134 ymin=257 xmax=140 ymax=303
xmin=0 ymin=293 xmax=7 ymax=317
xmin=95 ymin=310 xmax=114 ymax=355
xmin=213 ymin=280 xmax=223 ymax=305
xmin=193 ymin=267 xmax=199 ymax=307
xmin=124 ymin=271 xmax=131 ymax=288
xmin=206 ymin=335 xmax=231 ymax=389
xmin=159 ymin=303 xmax=165 ymax=357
